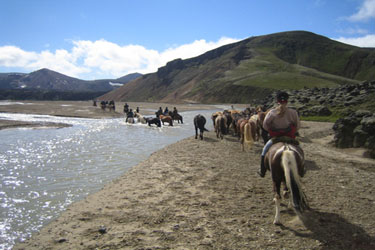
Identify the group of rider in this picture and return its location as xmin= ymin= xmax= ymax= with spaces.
xmin=156 ymin=107 xmax=178 ymax=117
xmin=123 ymin=104 xmax=179 ymax=122
xmin=257 ymin=91 xmax=300 ymax=178
xmin=100 ymin=95 xmax=299 ymax=178
xmin=123 ymin=103 xmax=140 ymax=122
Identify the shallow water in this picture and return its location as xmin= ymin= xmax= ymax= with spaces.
xmin=0 ymin=108 xmax=222 ymax=249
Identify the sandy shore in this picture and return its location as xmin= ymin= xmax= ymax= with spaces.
xmin=11 ymin=114 xmax=375 ymax=249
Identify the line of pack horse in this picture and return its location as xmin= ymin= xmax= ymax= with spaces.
xmin=195 ymin=107 xmax=308 ymax=225
xmin=212 ymin=107 xmax=270 ymax=151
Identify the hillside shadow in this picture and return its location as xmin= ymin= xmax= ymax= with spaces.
xmin=280 ymin=209 xmax=375 ymax=250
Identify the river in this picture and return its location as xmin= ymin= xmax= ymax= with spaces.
xmin=0 ymin=108 xmax=223 ymax=250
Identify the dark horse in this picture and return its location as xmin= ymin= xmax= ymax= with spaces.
xmin=146 ymin=117 xmax=161 ymax=127
xmin=194 ymin=114 xmax=208 ymax=140
xmin=168 ymin=111 xmax=183 ymax=124
xmin=265 ymin=142 xmax=308 ymax=225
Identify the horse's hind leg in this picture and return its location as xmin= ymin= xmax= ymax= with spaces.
xmin=273 ymin=181 xmax=282 ymax=225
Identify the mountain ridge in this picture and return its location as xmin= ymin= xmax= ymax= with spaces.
xmin=0 ymin=68 xmax=142 ymax=92
xmin=99 ymin=30 xmax=375 ymax=104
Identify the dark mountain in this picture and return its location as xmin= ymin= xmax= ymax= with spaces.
xmin=0 ymin=69 xmax=141 ymax=100
xmin=115 ymin=73 xmax=142 ymax=83
xmin=99 ymin=31 xmax=375 ymax=104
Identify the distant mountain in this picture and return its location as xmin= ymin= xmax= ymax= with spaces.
xmin=99 ymin=31 xmax=375 ymax=104
xmin=0 ymin=69 xmax=142 ymax=100
xmin=0 ymin=68 xmax=141 ymax=92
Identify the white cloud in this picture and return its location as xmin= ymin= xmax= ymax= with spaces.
xmin=0 ymin=37 xmax=240 ymax=79
xmin=334 ymin=34 xmax=375 ymax=47
xmin=0 ymin=46 xmax=37 ymax=67
xmin=348 ymin=0 xmax=375 ymax=22
xmin=336 ymin=27 xmax=369 ymax=35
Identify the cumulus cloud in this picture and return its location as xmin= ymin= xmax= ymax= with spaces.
xmin=0 ymin=37 xmax=240 ymax=80
xmin=334 ymin=34 xmax=375 ymax=47
xmin=348 ymin=0 xmax=375 ymax=22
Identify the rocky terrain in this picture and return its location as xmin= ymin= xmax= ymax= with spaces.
xmin=255 ymin=80 xmax=375 ymax=158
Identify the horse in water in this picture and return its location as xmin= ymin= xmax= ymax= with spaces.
xmin=126 ymin=117 xmax=135 ymax=124
xmin=194 ymin=114 xmax=208 ymax=140
xmin=134 ymin=112 xmax=147 ymax=124
xmin=146 ymin=117 xmax=161 ymax=127
xmin=168 ymin=111 xmax=183 ymax=124
xmin=159 ymin=115 xmax=173 ymax=126
xmin=264 ymin=141 xmax=308 ymax=225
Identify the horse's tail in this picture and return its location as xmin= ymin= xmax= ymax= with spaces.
xmin=243 ymin=123 xmax=254 ymax=150
xmin=282 ymin=146 xmax=308 ymax=213
xmin=220 ymin=116 xmax=226 ymax=135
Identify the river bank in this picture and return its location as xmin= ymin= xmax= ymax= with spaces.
xmin=13 ymin=119 xmax=375 ymax=249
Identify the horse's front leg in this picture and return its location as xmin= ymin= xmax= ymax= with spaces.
xmin=195 ymin=126 xmax=198 ymax=139
xmin=273 ymin=181 xmax=282 ymax=225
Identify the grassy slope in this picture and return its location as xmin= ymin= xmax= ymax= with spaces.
xmin=101 ymin=31 xmax=374 ymax=104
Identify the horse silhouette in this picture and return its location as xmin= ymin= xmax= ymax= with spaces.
xmin=194 ymin=114 xmax=208 ymax=140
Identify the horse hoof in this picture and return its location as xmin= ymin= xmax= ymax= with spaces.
xmin=273 ymin=220 xmax=282 ymax=225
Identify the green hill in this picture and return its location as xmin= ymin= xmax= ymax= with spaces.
xmin=100 ymin=31 xmax=375 ymax=104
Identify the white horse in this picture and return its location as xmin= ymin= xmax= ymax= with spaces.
xmin=134 ymin=112 xmax=147 ymax=124
xmin=126 ymin=117 xmax=135 ymax=124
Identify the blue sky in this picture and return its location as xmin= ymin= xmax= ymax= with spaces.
xmin=0 ymin=0 xmax=374 ymax=80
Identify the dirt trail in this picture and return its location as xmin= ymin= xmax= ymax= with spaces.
xmin=14 ymin=121 xmax=375 ymax=250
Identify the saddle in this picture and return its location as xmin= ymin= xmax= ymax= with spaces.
xmin=271 ymin=136 xmax=299 ymax=145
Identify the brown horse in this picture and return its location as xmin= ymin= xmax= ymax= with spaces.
xmin=256 ymin=108 xmax=270 ymax=144
xmin=211 ymin=111 xmax=223 ymax=127
xmin=249 ymin=114 xmax=260 ymax=141
xmin=159 ymin=115 xmax=173 ymax=126
xmin=242 ymin=119 xmax=257 ymax=151
xmin=265 ymin=142 xmax=308 ymax=225
xmin=237 ymin=118 xmax=248 ymax=150
xmin=214 ymin=114 xmax=227 ymax=139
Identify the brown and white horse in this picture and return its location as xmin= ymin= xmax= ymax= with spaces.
xmin=264 ymin=142 xmax=308 ymax=225
xmin=211 ymin=111 xmax=223 ymax=127
xmin=242 ymin=118 xmax=258 ymax=151
xmin=134 ymin=112 xmax=147 ymax=124
xmin=214 ymin=114 xmax=227 ymax=139
xmin=159 ymin=115 xmax=173 ymax=126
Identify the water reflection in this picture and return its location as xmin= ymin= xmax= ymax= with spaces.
xmin=0 ymin=109 xmax=220 ymax=249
